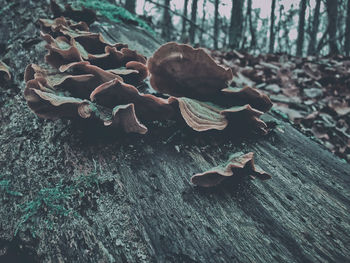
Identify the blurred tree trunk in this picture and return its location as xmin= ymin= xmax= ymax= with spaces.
xmin=189 ymin=0 xmax=198 ymax=44
xmin=345 ymin=0 xmax=350 ymax=55
xmin=276 ymin=5 xmax=284 ymax=52
xmin=326 ymin=0 xmax=339 ymax=54
xmin=181 ymin=0 xmax=189 ymax=42
xmin=283 ymin=7 xmax=298 ymax=53
xmin=229 ymin=0 xmax=244 ymax=49
xmin=247 ymin=0 xmax=256 ymax=49
xmin=199 ymin=0 xmax=207 ymax=44
xmin=296 ymin=0 xmax=307 ymax=56
xmin=222 ymin=20 xmax=229 ymax=48
xmin=240 ymin=0 xmax=249 ymax=49
xmin=125 ymin=0 xmax=136 ymax=14
xmin=307 ymin=0 xmax=321 ymax=55
xmin=213 ymin=0 xmax=219 ymax=49
xmin=269 ymin=0 xmax=276 ymax=53
xmin=262 ymin=18 xmax=269 ymax=52
xmin=161 ymin=0 xmax=172 ymax=41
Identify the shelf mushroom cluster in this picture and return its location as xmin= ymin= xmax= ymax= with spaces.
xmin=22 ymin=13 xmax=274 ymax=187
xmin=24 ymin=16 xmax=272 ymax=136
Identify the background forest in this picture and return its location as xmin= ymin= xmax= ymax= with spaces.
xmin=111 ymin=0 xmax=350 ymax=56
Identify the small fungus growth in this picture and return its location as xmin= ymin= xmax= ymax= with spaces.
xmin=191 ymin=152 xmax=271 ymax=187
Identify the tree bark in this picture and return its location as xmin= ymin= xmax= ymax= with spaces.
xmin=124 ymin=0 xmax=136 ymax=14
xmin=276 ymin=5 xmax=284 ymax=52
xmin=161 ymin=0 xmax=172 ymax=41
xmin=296 ymin=0 xmax=307 ymax=56
xmin=146 ymin=0 xmax=222 ymax=45
xmin=181 ymin=0 xmax=189 ymax=42
xmin=269 ymin=0 xmax=276 ymax=53
xmin=247 ymin=0 xmax=256 ymax=49
xmin=307 ymin=0 xmax=321 ymax=55
xmin=326 ymin=0 xmax=339 ymax=54
xmin=189 ymin=0 xmax=198 ymax=44
xmin=345 ymin=0 xmax=350 ymax=55
xmin=229 ymin=0 xmax=244 ymax=49
xmin=213 ymin=0 xmax=219 ymax=49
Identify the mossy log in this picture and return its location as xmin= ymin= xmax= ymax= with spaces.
xmin=0 ymin=1 xmax=349 ymax=262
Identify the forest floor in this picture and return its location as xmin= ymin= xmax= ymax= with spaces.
xmin=211 ymin=50 xmax=350 ymax=162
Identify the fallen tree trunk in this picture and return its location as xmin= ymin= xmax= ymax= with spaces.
xmin=0 ymin=1 xmax=349 ymax=262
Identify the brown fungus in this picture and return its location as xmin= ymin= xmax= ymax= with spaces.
xmin=168 ymin=98 xmax=228 ymax=131
xmin=104 ymin=104 xmax=148 ymax=134
xmin=148 ymin=42 xmax=233 ymax=99
xmin=24 ymin=63 xmax=149 ymax=133
xmin=24 ymin=78 xmax=88 ymax=120
xmin=26 ymin=63 xmax=117 ymax=97
xmin=39 ymin=17 xmax=89 ymax=35
xmin=221 ymin=86 xmax=272 ymax=112
xmin=221 ymin=104 xmax=268 ymax=134
xmin=191 ymin=152 xmax=271 ymax=187
xmin=167 ymin=98 xmax=268 ymax=133
xmin=40 ymin=22 xmax=147 ymax=85
xmin=148 ymin=42 xmax=272 ymax=133
xmin=57 ymin=61 xmax=122 ymax=83
xmin=90 ymin=78 xmax=175 ymax=121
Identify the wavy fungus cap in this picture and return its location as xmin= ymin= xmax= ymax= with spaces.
xmin=148 ymin=42 xmax=233 ymax=98
xmin=191 ymin=152 xmax=271 ymax=187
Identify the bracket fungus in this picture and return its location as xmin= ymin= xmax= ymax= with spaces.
xmin=148 ymin=42 xmax=233 ymax=98
xmin=148 ymin=42 xmax=272 ymax=134
xmin=24 ymin=16 xmax=149 ymax=132
xmin=24 ymin=16 xmax=272 ymax=136
xmin=191 ymin=152 xmax=271 ymax=187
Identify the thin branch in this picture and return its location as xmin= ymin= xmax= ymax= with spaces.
xmin=317 ymin=25 xmax=345 ymax=53
xmin=145 ymin=0 xmax=225 ymax=45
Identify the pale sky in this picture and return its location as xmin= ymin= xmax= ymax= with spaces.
xmin=135 ymin=0 xmax=317 ymax=19
xmin=135 ymin=0 xmax=323 ymax=47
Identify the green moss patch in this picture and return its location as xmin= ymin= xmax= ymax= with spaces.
xmin=14 ymin=161 xmax=102 ymax=238
xmin=75 ymin=0 xmax=155 ymax=35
